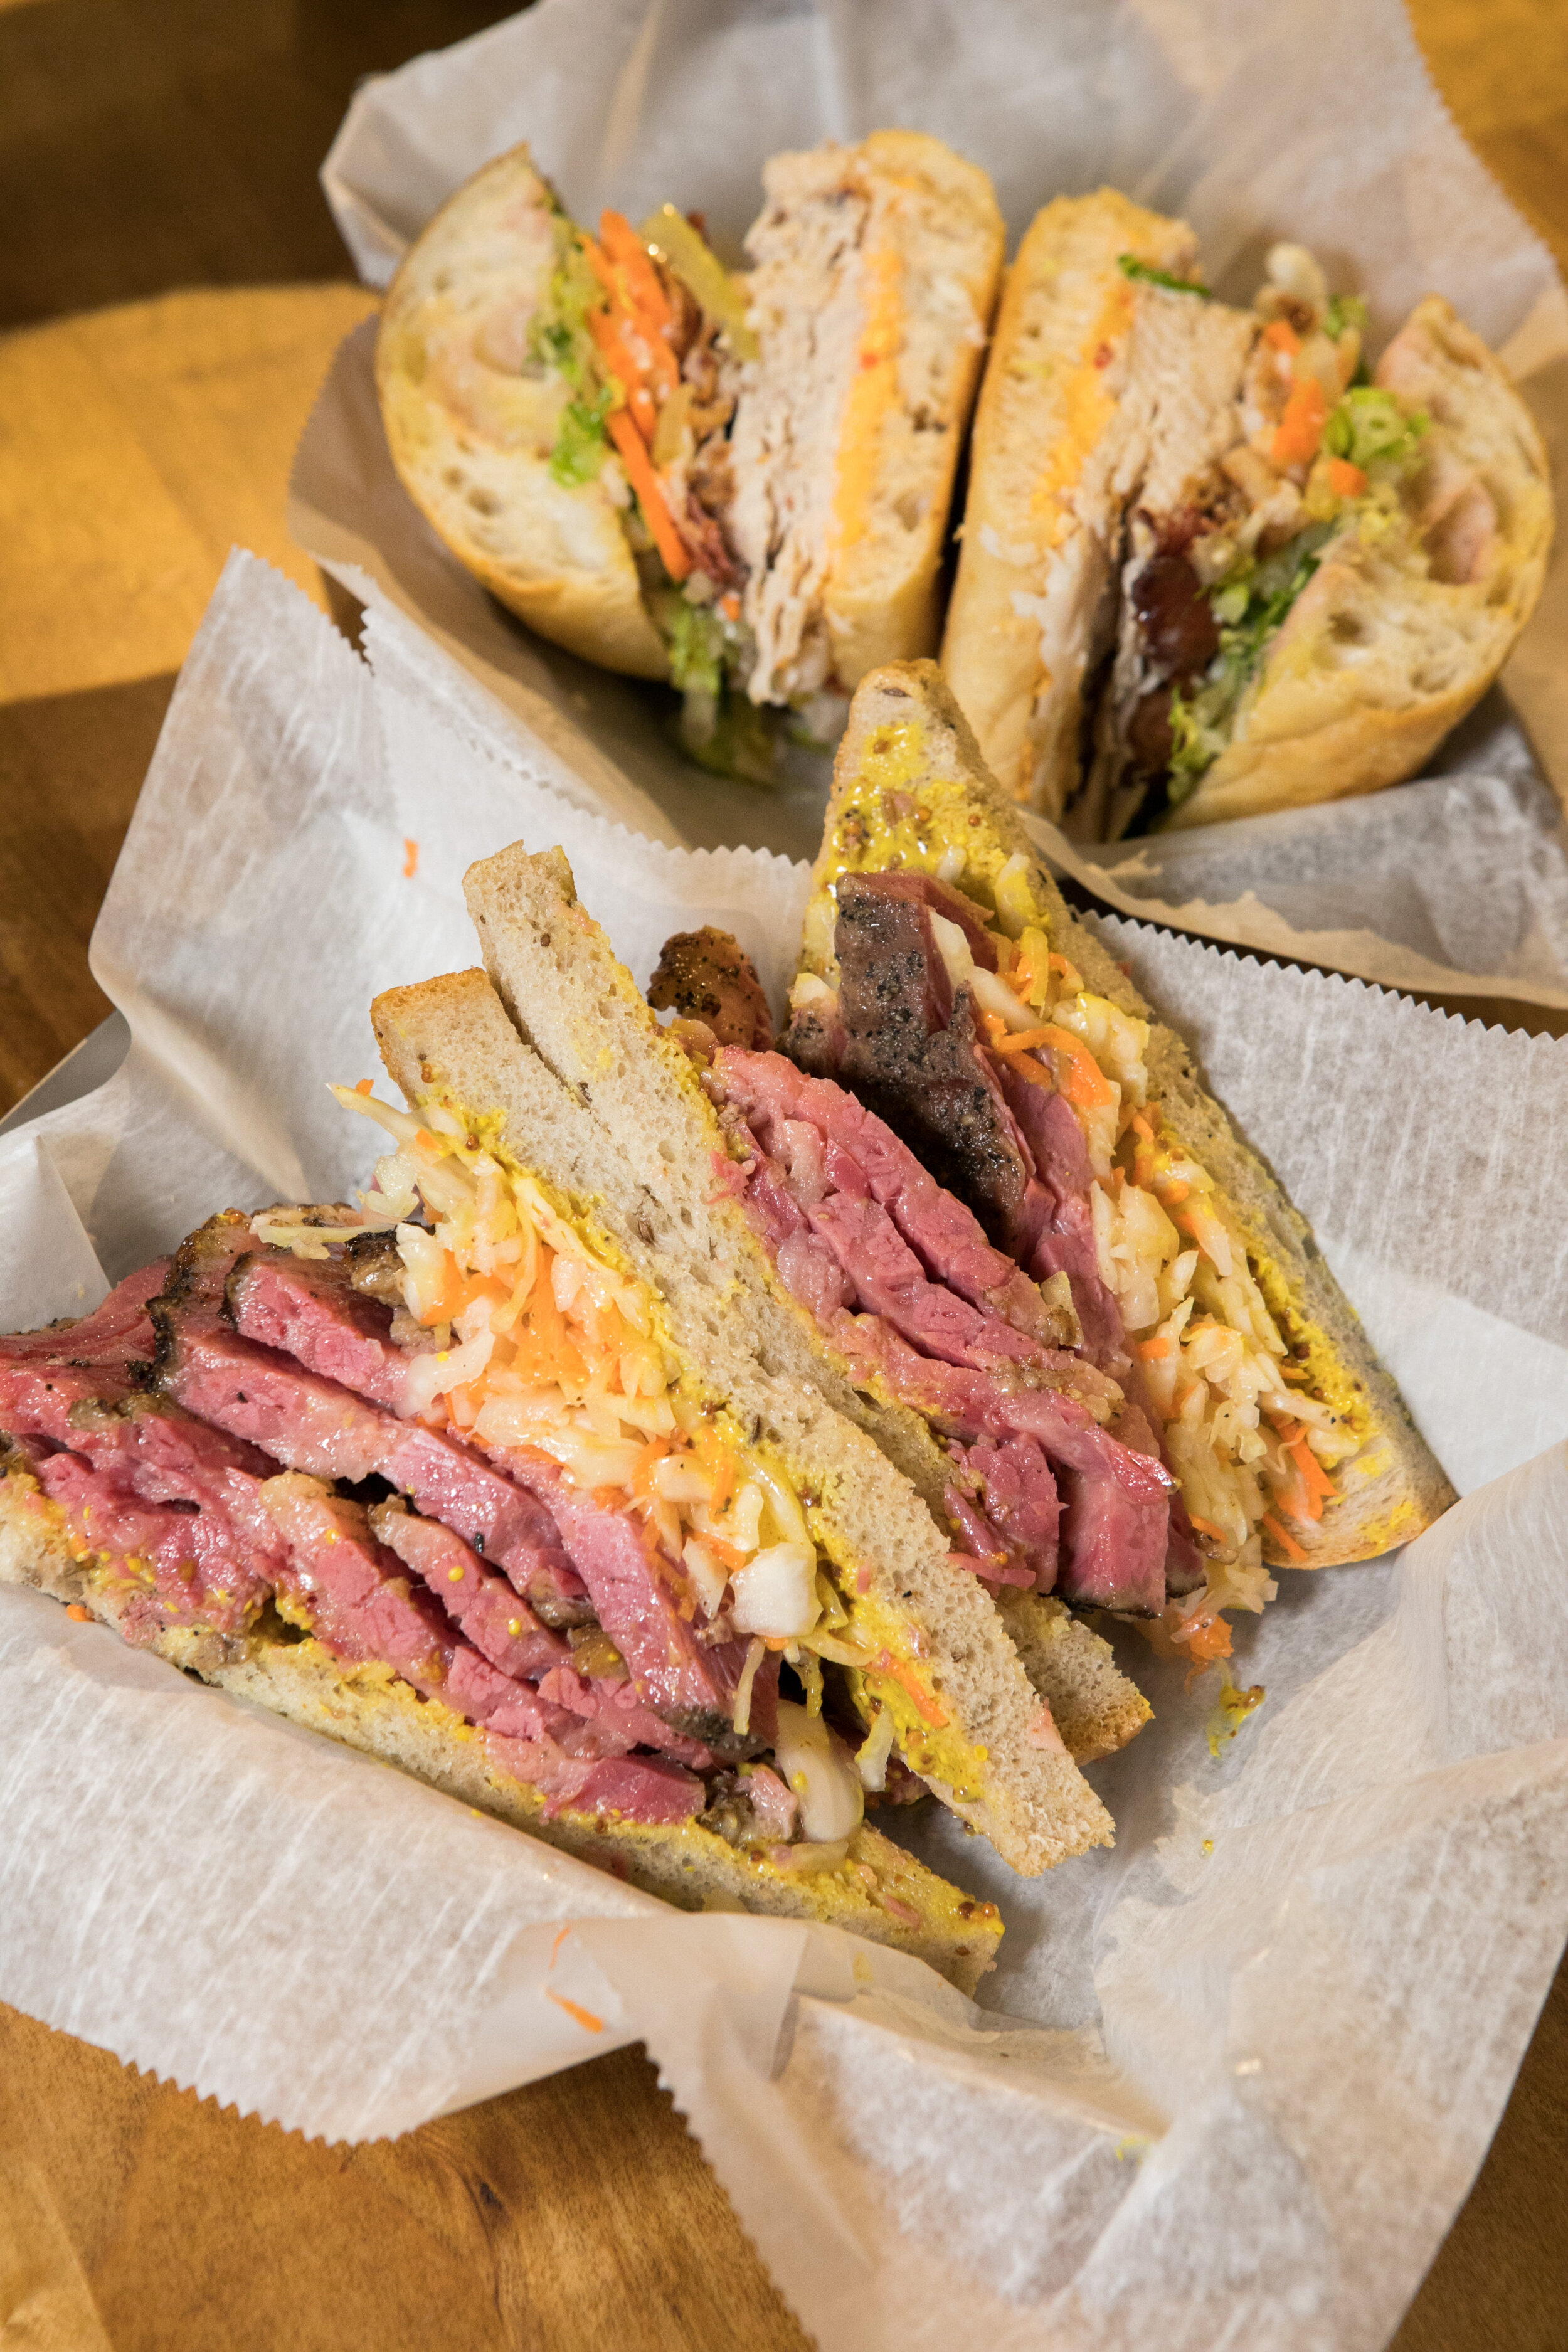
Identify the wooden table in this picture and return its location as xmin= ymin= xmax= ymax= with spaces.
xmin=1 ymin=4 xmax=1565 ymax=2345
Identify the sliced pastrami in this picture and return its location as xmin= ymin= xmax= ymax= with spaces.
xmin=492 ymin=1445 xmax=771 ymax=1752
xmin=803 ymin=1194 xmax=1052 ymax=1374
xmin=844 ymin=870 xmax=1000 ymax=970
xmin=157 ymin=1264 xmax=589 ymax=1626
xmin=839 ymin=1317 xmax=1172 ymax=1613
xmin=486 ymin=1731 xmax=704 ymax=1824
xmin=993 ymin=1062 xmax=1122 ymax=1361
xmin=0 ymin=1261 xmax=169 ymax=1369
xmin=780 ymin=877 xmax=1127 ymax=1367
xmin=950 ymin=1435 xmax=1062 ymax=1591
xmin=228 ymin=1248 xmax=413 ymax=1412
xmin=26 ymin=1446 xmax=277 ymax=1638
xmin=368 ymin=1497 xmax=571 ymax=1682
xmin=714 ymin=1048 xmax=1072 ymax=1350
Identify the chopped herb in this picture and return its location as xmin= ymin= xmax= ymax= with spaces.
xmin=1164 ymin=521 xmax=1338 ymax=807
xmin=1322 ymin=385 xmax=1428 ymax=472
xmin=666 ymin=597 xmax=727 ymax=704
xmin=1118 ymin=253 xmax=1211 ymax=297
xmin=528 ymin=229 xmax=605 ymax=389
xmin=548 ymin=384 xmax=617 ymax=486
xmin=1323 ymin=292 xmax=1369 ymax=341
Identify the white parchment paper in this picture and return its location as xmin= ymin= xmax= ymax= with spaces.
xmin=290 ymin=0 xmax=1568 ymax=1009
xmin=3 ymin=551 xmax=1568 ymax=2351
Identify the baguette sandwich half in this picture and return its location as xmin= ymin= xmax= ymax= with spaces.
xmin=377 ymin=137 xmax=1004 ymax=774
xmin=941 ymin=189 xmax=1552 ymax=833
xmin=773 ymin=660 xmax=1454 ymax=1668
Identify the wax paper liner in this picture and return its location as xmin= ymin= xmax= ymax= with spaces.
xmin=1 ymin=554 xmax=1566 ymax=2352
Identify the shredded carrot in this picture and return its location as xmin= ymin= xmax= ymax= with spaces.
xmin=545 ymin=1990 xmax=605 ymax=2033
xmin=1029 ymin=1025 xmax=1117 ymax=1110
xmin=1130 ymin=1111 xmax=1154 ymax=1141
xmin=1271 ymin=376 xmax=1327 ymax=467
xmin=720 ymin=591 xmax=741 ymax=622
xmin=1176 ymin=1609 xmax=1232 ymax=1668
xmin=1160 ymin=1179 xmax=1190 ymax=1205
xmin=1136 ymin=1335 xmax=1174 ymax=1361
xmin=1261 ymin=1512 xmax=1310 ymax=1562
xmin=1186 ymin=1514 xmax=1227 ymax=1539
xmin=598 ymin=211 xmax=673 ymax=333
xmin=355 ymin=1078 xmax=374 ymax=1096
xmin=1327 ymin=456 xmax=1368 ymax=499
xmin=66 ymin=1603 xmax=92 ymax=1622
xmin=606 ymin=410 xmax=692 ymax=581
xmin=888 ymin=1659 xmax=948 ymax=1728
xmin=985 ymin=1025 xmax=1057 ymax=1056
xmin=402 ymin=837 xmax=419 ymax=879
xmin=1263 ymin=317 xmax=1301 ymax=355
xmin=586 ymin=307 xmax=656 ymax=440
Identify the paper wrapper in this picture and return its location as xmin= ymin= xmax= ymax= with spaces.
xmin=289 ymin=0 xmax=1568 ymax=1011
xmin=4 ymin=551 xmax=1568 ymax=2351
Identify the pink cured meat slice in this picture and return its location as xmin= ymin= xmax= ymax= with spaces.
xmin=161 ymin=1314 xmax=755 ymax=1749
xmin=485 ymin=1732 xmax=704 ymax=1825
xmin=227 ymin=1252 xmax=413 ymax=1412
xmin=26 ymin=1447 xmax=279 ymax=1638
xmin=803 ymin=1194 xmax=1052 ymax=1374
xmin=0 ymin=1261 xmax=169 ymax=1368
xmin=839 ymin=1318 xmax=1172 ymax=1614
xmin=369 ymin=1500 xmax=571 ymax=1683
xmin=160 ymin=1317 xmax=590 ymax=1619
xmin=717 ymin=1048 xmax=1059 ymax=1346
xmin=484 ymin=1444 xmax=773 ymax=1751
xmin=259 ymin=1475 xmax=603 ymax=1750
xmin=223 ymin=1243 xmax=588 ymax=1623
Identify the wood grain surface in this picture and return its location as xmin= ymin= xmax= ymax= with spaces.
xmin=1 ymin=4 xmax=1565 ymax=2348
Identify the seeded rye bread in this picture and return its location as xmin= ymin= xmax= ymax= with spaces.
xmin=375 ymin=955 xmax=1116 ymax=1877
xmin=0 ymin=1439 xmax=1001 ymax=1993
xmin=816 ymin=662 xmax=1456 ymax=1565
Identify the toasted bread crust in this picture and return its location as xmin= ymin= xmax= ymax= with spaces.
xmin=941 ymin=190 xmax=1197 ymax=817
xmin=376 ymin=144 xmax=670 ymax=679
xmin=0 ymin=1471 xmax=1001 ymax=1993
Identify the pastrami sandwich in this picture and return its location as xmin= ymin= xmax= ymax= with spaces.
xmin=941 ymin=189 xmax=1552 ymax=833
xmin=376 ymin=137 xmax=1004 ymax=773
xmin=772 ymin=660 xmax=1454 ymax=1671
xmin=0 ymin=1212 xmax=1008 ymax=1992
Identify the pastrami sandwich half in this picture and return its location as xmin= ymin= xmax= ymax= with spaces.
xmin=941 ymin=188 xmax=1552 ymax=833
xmin=373 ymin=940 xmax=1133 ymax=1878
xmin=376 ymin=137 xmax=1004 ymax=775
xmin=776 ymin=659 xmax=1454 ymax=1674
xmin=0 ymin=1210 xmax=1004 ymax=1991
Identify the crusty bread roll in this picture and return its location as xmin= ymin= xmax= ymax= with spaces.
xmin=941 ymin=189 xmax=1198 ymax=819
xmin=377 ymin=148 xmax=670 ymax=678
xmin=376 ymin=136 xmax=1004 ymax=714
xmin=941 ymin=192 xmax=1554 ymax=834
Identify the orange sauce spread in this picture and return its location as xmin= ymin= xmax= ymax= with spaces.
xmin=832 ymin=240 xmax=905 ymax=558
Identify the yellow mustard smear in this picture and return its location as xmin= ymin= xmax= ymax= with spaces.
xmin=831 ymin=239 xmax=905 ymax=560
